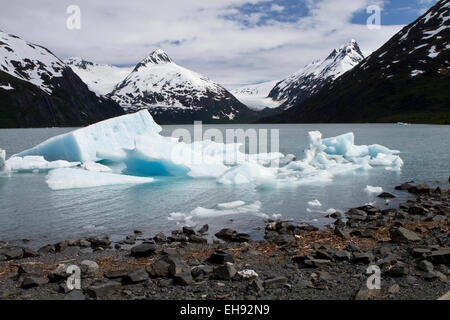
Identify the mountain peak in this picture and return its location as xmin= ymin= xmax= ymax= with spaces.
xmin=146 ymin=49 xmax=173 ymax=64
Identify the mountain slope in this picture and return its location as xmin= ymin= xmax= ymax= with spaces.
xmin=268 ymin=39 xmax=365 ymax=109
xmin=263 ymin=0 xmax=450 ymax=124
xmin=65 ymin=57 xmax=133 ymax=95
xmin=0 ymin=30 xmax=124 ymax=128
xmin=109 ymin=49 xmax=256 ymax=123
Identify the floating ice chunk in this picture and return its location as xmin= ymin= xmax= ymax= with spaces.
xmin=4 ymin=156 xmax=79 ymax=172
xmin=190 ymin=201 xmax=262 ymax=217
xmin=364 ymin=185 xmax=383 ymax=194
xmin=16 ymin=110 xmax=162 ymax=162
xmin=217 ymin=200 xmax=246 ymax=209
xmin=308 ymin=199 xmax=322 ymax=207
xmin=81 ymin=161 xmax=112 ymax=172
xmin=46 ymin=168 xmax=154 ymax=190
xmin=217 ymin=162 xmax=277 ymax=185
xmin=0 ymin=149 xmax=5 ymax=168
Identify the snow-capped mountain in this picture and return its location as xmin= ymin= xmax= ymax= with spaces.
xmin=267 ymin=39 xmax=365 ymax=109
xmin=0 ymin=30 xmax=66 ymax=94
xmin=231 ymin=80 xmax=281 ymax=111
xmin=109 ymin=49 xmax=256 ymax=123
xmin=65 ymin=57 xmax=133 ymax=95
xmin=262 ymin=0 xmax=449 ymax=124
xmin=0 ymin=30 xmax=123 ymax=128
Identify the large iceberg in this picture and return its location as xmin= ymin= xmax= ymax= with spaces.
xmin=8 ymin=110 xmax=404 ymax=189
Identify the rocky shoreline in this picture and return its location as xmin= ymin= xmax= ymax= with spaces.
xmin=0 ymin=181 xmax=449 ymax=300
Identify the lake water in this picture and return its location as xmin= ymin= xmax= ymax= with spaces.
xmin=0 ymin=124 xmax=449 ymax=248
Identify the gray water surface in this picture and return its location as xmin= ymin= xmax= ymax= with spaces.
xmin=0 ymin=124 xmax=449 ymax=248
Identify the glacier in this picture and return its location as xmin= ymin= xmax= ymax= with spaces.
xmin=7 ymin=110 xmax=404 ymax=190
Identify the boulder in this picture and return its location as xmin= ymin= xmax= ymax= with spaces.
xmin=146 ymin=260 xmax=171 ymax=278
xmin=22 ymin=247 xmax=39 ymax=258
xmin=213 ymin=264 xmax=237 ymax=280
xmin=378 ymin=192 xmax=396 ymax=199
xmin=86 ymin=281 xmax=120 ymax=299
xmin=130 ymin=243 xmax=157 ymax=257
xmin=182 ymin=226 xmax=196 ymax=236
xmin=80 ymin=260 xmax=99 ymax=277
xmin=124 ymin=268 xmax=149 ymax=284
xmin=0 ymin=246 xmax=24 ymax=260
xmin=389 ymin=227 xmax=421 ymax=243
xmin=21 ymin=275 xmax=49 ymax=288
xmin=208 ymin=250 xmax=235 ymax=264
xmin=198 ymin=224 xmax=209 ymax=234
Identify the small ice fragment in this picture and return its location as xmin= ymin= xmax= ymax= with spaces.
xmin=217 ymin=200 xmax=246 ymax=209
xmin=81 ymin=161 xmax=112 ymax=172
xmin=364 ymin=185 xmax=383 ymax=193
xmin=308 ymin=199 xmax=322 ymax=207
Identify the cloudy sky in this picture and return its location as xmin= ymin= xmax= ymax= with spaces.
xmin=0 ymin=0 xmax=439 ymax=88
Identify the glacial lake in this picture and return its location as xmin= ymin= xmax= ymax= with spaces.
xmin=1 ymin=123 xmax=449 ymax=248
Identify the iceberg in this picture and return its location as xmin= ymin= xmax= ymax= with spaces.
xmin=16 ymin=110 xmax=163 ymax=162
xmin=8 ymin=110 xmax=403 ymax=189
xmin=46 ymin=168 xmax=154 ymax=190
xmin=364 ymin=185 xmax=383 ymax=194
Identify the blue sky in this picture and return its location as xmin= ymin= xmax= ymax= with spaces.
xmin=0 ymin=0 xmax=440 ymax=88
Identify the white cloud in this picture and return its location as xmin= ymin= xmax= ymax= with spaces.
xmin=270 ymin=4 xmax=284 ymax=12
xmin=0 ymin=0 xmax=404 ymax=88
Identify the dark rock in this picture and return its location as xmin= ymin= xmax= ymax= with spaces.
xmin=130 ymin=243 xmax=157 ymax=257
xmin=408 ymin=206 xmax=426 ymax=215
xmin=411 ymin=247 xmax=431 ymax=258
xmin=355 ymin=288 xmax=381 ymax=300
xmin=334 ymin=227 xmax=350 ymax=240
xmin=80 ymin=260 xmax=99 ymax=277
xmin=264 ymin=276 xmax=288 ymax=288
xmin=21 ymin=275 xmax=49 ymax=288
xmin=352 ymin=252 xmax=374 ymax=264
xmin=233 ymin=233 xmax=251 ymax=243
xmin=296 ymin=224 xmax=319 ymax=232
xmin=64 ymin=290 xmax=86 ymax=300
xmin=174 ymin=271 xmax=193 ymax=285
xmin=215 ymin=228 xmax=235 ymax=240
xmin=22 ymin=247 xmax=39 ymax=258
xmin=55 ymin=240 xmax=69 ymax=252
xmin=198 ymin=224 xmax=209 ymax=234
xmin=213 ymin=264 xmax=237 ymax=280
xmin=124 ymin=268 xmax=149 ymax=284
xmin=182 ymin=226 xmax=196 ymax=236
xmin=153 ymin=232 xmax=167 ymax=243
xmin=384 ymin=261 xmax=409 ymax=277
xmin=248 ymin=279 xmax=264 ymax=294
xmin=334 ymin=250 xmax=352 ymax=261
xmin=134 ymin=230 xmax=142 ymax=234
xmin=189 ymin=234 xmax=207 ymax=244
xmin=273 ymin=234 xmax=294 ymax=245
xmin=389 ymin=227 xmax=421 ymax=243
xmin=104 ymin=269 xmax=128 ymax=280
xmin=86 ymin=281 xmax=120 ymax=299
xmin=17 ymin=264 xmax=41 ymax=276
xmin=0 ymin=255 xmax=7 ymax=261
xmin=314 ymin=250 xmax=333 ymax=261
xmin=87 ymin=237 xmax=111 ymax=249
xmin=334 ymin=219 xmax=346 ymax=228
xmin=208 ymin=250 xmax=235 ymax=264
xmin=417 ymin=260 xmax=434 ymax=273
xmin=0 ymin=246 xmax=24 ymax=260
xmin=191 ymin=265 xmax=213 ymax=279
xmin=395 ymin=182 xmax=415 ymax=191
xmin=146 ymin=260 xmax=171 ymax=278
xmin=429 ymin=248 xmax=450 ymax=266
xmin=48 ymin=264 xmax=70 ymax=282
xmin=408 ymin=184 xmax=430 ymax=194
xmin=378 ymin=192 xmax=396 ymax=199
